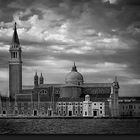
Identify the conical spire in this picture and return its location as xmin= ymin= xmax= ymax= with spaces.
xmin=35 ymin=71 xmax=38 ymax=77
xmin=40 ymin=73 xmax=43 ymax=78
xmin=71 ymin=61 xmax=77 ymax=72
xmin=12 ymin=22 xmax=20 ymax=46
xmin=34 ymin=71 xmax=38 ymax=87
xmin=40 ymin=73 xmax=44 ymax=84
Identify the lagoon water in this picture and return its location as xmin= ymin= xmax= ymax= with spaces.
xmin=0 ymin=118 xmax=140 ymax=134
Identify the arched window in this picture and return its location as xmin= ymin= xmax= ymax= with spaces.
xmin=40 ymin=90 xmax=48 ymax=94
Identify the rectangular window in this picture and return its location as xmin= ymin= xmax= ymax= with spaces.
xmin=100 ymin=111 xmax=102 ymax=114
xmin=85 ymin=112 xmax=87 ymax=116
xmin=94 ymin=103 xmax=96 ymax=105
xmin=100 ymin=106 xmax=102 ymax=109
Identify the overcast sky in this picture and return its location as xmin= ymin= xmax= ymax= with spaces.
xmin=0 ymin=0 xmax=140 ymax=96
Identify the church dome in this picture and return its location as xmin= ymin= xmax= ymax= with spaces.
xmin=65 ymin=62 xmax=84 ymax=85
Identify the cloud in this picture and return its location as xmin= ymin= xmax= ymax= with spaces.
xmin=0 ymin=0 xmax=140 ymax=96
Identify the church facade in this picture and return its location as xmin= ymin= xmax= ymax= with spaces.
xmin=0 ymin=23 xmax=133 ymax=118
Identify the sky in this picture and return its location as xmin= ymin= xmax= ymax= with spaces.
xmin=0 ymin=0 xmax=140 ymax=97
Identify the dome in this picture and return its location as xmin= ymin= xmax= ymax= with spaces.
xmin=65 ymin=62 xmax=84 ymax=85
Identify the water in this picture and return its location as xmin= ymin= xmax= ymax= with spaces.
xmin=0 ymin=118 xmax=140 ymax=134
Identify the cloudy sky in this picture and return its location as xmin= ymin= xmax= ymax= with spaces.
xmin=0 ymin=0 xmax=140 ymax=96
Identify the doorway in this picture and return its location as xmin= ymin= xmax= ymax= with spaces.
xmin=48 ymin=110 xmax=52 ymax=116
xmin=33 ymin=110 xmax=38 ymax=116
xmin=93 ymin=110 xmax=97 ymax=117
xmin=69 ymin=111 xmax=72 ymax=116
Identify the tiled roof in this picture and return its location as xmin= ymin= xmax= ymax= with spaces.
xmin=119 ymin=96 xmax=140 ymax=100
xmin=22 ymin=89 xmax=33 ymax=94
xmin=62 ymin=83 xmax=82 ymax=87
xmin=16 ymin=94 xmax=32 ymax=102
xmin=82 ymin=83 xmax=112 ymax=87
xmin=90 ymin=93 xmax=110 ymax=101
xmin=38 ymin=83 xmax=64 ymax=88
xmin=57 ymin=97 xmax=83 ymax=102
xmin=119 ymin=96 xmax=140 ymax=103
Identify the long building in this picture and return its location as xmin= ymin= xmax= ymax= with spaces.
xmin=0 ymin=23 xmax=140 ymax=117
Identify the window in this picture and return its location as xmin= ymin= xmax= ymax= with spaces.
xmin=80 ymin=111 xmax=82 ymax=114
xmin=85 ymin=112 xmax=87 ymax=116
xmin=100 ymin=106 xmax=102 ymax=109
xmin=94 ymin=103 xmax=96 ymax=105
xmin=100 ymin=111 xmax=102 ymax=114
xmin=40 ymin=90 xmax=47 ymax=94
xmin=75 ymin=110 xmax=78 ymax=114
xmin=100 ymin=103 xmax=102 ymax=106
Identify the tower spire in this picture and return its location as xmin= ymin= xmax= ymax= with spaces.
xmin=40 ymin=72 xmax=44 ymax=84
xmin=12 ymin=22 xmax=20 ymax=46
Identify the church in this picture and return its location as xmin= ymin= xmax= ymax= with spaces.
xmin=0 ymin=23 xmax=128 ymax=118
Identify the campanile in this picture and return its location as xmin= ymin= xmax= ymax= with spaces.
xmin=9 ymin=22 xmax=22 ymax=99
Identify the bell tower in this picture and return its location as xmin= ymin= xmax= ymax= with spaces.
xmin=9 ymin=22 xmax=22 ymax=99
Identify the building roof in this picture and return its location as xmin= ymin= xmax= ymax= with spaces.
xmin=57 ymin=97 xmax=83 ymax=102
xmin=62 ymin=83 xmax=82 ymax=87
xmin=119 ymin=96 xmax=140 ymax=103
xmin=90 ymin=93 xmax=110 ymax=101
xmin=83 ymin=83 xmax=112 ymax=87
xmin=16 ymin=94 xmax=32 ymax=102
xmin=22 ymin=89 xmax=33 ymax=94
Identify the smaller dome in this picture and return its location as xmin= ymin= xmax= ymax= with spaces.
xmin=85 ymin=95 xmax=90 ymax=98
xmin=85 ymin=94 xmax=90 ymax=101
